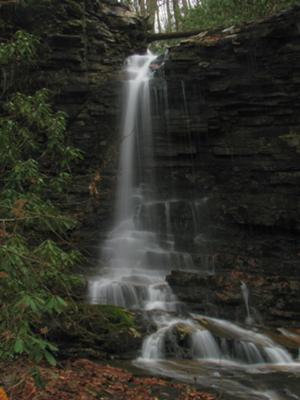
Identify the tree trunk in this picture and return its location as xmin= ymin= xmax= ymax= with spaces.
xmin=181 ymin=0 xmax=190 ymax=14
xmin=165 ymin=0 xmax=173 ymax=31
xmin=139 ymin=0 xmax=146 ymax=16
xmin=172 ymin=0 xmax=180 ymax=31
xmin=156 ymin=8 xmax=162 ymax=33
xmin=146 ymin=0 xmax=157 ymax=32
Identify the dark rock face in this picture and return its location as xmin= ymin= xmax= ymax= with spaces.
xmin=0 ymin=0 xmax=147 ymax=262
xmin=151 ymin=6 xmax=300 ymax=325
xmin=3 ymin=2 xmax=299 ymax=326
xmin=166 ymin=270 xmax=300 ymax=327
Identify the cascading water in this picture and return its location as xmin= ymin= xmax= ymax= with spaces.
xmin=88 ymin=52 xmax=300 ymax=400
xmin=241 ymin=280 xmax=254 ymax=325
xmin=88 ymin=52 xmax=182 ymax=311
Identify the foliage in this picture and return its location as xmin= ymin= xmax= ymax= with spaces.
xmin=0 ymin=32 xmax=83 ymax=365
xmin=180 ymin=0 xmax=300 ymax=31
xmin=54 ymin=304 xmax=137 ymax=337
xmin=0 ymin=30 xmax=39 ymax=66
xmin=0 ymin=30 xmax=40 ymax=96
xmin=99 ymin=305 xmax=135 ymax=329
xmin=47 ymin=303 xmax=139 ymax=359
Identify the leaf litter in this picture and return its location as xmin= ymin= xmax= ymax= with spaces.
xmin=0 ymin=359 xmax=216 ymax=400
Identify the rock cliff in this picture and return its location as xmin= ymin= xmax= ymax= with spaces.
xmin=1 ymin=0 xmax=147 ymax=260
xmin=2 ymin=1 xmax=299 ymax=326
xmin=152 ymin=5 xmax=300 ymax=325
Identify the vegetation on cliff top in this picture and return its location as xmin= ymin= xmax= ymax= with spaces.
xmin=121 ymin=0 xmax=299 ymax=34
xmin=181 ymin=0 xmax=300 ymax=32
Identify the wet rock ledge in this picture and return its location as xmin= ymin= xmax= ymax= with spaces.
xmin=167 ymin=269 xmax=300 ymax=327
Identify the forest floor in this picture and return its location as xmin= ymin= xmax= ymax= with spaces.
xmin=0 ymin=358 xmax=216 ymax=400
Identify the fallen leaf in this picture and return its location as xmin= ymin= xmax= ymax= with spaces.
xmin=0 ymin=388 xmax=9 ymax=400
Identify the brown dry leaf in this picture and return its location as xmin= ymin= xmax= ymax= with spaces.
xmin=0 ymin=387 xmax=9 ymax=400
xmin=39 ymin=327 xmax=49 ymax=335
xmin=0 ymin=229 xmax=8 ymax=239
xmin=23 ymin=380 xmax=37 ymax=398
xmin=89 ymin=171 xmax=102 ymax=199
xmin=2 ymin=359 xmax=217 ymax=400
xmin=1 ymin=330 xmax=14 ymax=341
xmin=11 ymin=199 xmax=28 ymax=219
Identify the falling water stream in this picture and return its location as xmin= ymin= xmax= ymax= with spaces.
xmin=88 ymin=53 xmax=300 ymax=399
xmin=241 ymin=281 xmax=254 ymax=325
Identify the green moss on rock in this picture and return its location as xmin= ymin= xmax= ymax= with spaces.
xmin=63 ymin=0 xmax=84 ymax=19
xmin=279 ymin=132 xmax=300 ymax=153
xmin=96 ymin=304 xmax=136 ymax=329
xmin=47 ymin=303 xmax=143 ymax=359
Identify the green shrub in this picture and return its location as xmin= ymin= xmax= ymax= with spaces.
xmin=181 ymin=0 xmax=300 ymax=31
xmin=0 ymin=31 xmax=83 ymax=365
xmin=0 ymin=30 xmax=38 ymax=65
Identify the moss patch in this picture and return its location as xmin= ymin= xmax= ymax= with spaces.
xmin=96 ymin=304 xmax=136 ymax=329
xmin=279 ymin=132 xmax=300 ymax=153
xmin=47 ymin=303 xmax=142 ymax=359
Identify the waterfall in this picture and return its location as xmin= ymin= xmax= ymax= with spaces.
xmin=88 ymin=52 xmax=182 ymax=310
xmin=104 ymin=52 xmax=156 ymax=273
xmin=115 ymin=53 xmax=155 ymax=222
xmin=241 ymin=280 xmax=254 ymax=325
xmin=88 ymin=52 xmax=196 ymax=309
xmin=88 ymin=52 xmax=298 ymax=397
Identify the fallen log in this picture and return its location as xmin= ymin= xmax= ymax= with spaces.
xmin=146 ymin=29 xmax=208 ymax=42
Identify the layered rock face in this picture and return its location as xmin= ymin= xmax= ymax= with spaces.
xmin=2 ymin=1 xmax=299 ymax=326
xmin=151 ymin=6 xmax=300 ymax=325
xmin=1 ymin=0 xmax=146 ymax=259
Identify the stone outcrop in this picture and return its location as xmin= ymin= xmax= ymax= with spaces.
xmin=0 ymin=0 xmax=147 ymax=262
xmin=2 ymin=1 xmax=299 ymax=326
xmin=167 ymin=269 xmax=300 ymax=327
xmin=151 ymin=5 xmax=300 ymax=325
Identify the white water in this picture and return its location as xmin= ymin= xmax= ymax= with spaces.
xmin=88 ymin=52 xmax=184 ymax=310
xmin=88 ymin=52 xmax=300 ymax=399
xmin=241 ymin=280 xmax=254 ymax=325
xmin=140 ymin=314 xmax=293 ymax=365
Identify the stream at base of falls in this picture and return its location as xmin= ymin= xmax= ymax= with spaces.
xmin=87 ymin=52 xmax=300 ymax=400
xmin=134 ymin=359 xmax=300 ymax=400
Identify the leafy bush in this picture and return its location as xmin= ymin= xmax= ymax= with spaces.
xmin=0 ymin=32 xmax=83 ymax=365
xmin=181 ymin=0 xmax=300 ymax=31
xmin=0 ymin=30 xmax=39 ymax=65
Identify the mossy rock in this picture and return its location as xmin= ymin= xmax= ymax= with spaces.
xmin=164 ymin=323 xmax=195 ymax=359
xmin=279 ymin=132 xmax=300 ymax=153
xmin=47 ymin=303 xmax=144 ymax=359
xmin=62 ymin=0 xmax=85 ymax=19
